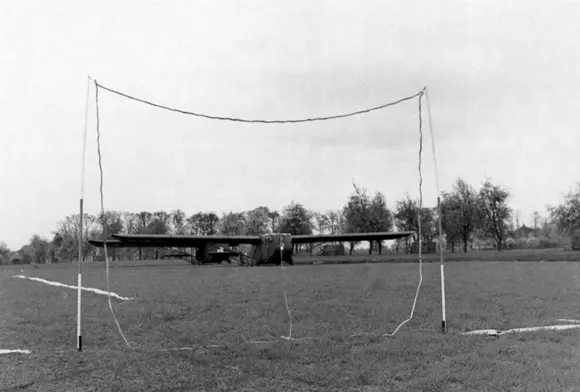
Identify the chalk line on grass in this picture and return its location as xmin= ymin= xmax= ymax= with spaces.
xmin=462 ymin=324 xmax=580 ymax=337
xmin=13 ymin=275 xmax=133 ymax=301
xmin=0 ymin=349 xmax=31 ymax=355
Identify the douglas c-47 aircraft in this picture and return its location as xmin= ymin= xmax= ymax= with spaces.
xmin=89 ymin=231 xmax=414 ymax=266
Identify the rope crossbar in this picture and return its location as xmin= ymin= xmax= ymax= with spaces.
xmin=351 ymin=91 xmax=426 ymax=339
xmin=96 ymin=82 xmax=222 ymax=353
xmin=247 ymin=246 xmax=314 ymax=344
xmin=96 ymin=81 xmax=425 ymax=124
xmin=382 ymin=90 xmax=424 ymax=337
xmin=90 ymin=77 xmax=433 ymax=351
xmin=95 ymin=82 xmax=133 ymax=350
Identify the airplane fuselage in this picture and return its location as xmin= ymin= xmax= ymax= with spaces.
xmin=197 ymin=233 xmax=293 ymax=265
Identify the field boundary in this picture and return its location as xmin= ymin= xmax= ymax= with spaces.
xmin=13 ymin=275 xmax=133 ymax=301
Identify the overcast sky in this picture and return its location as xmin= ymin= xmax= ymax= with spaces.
xmin=1 ymin=1 xmax=579 ymax=250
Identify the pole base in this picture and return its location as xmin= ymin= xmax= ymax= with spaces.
xmin=77 ymin=336 xmax=82 ymax=351
xmin=441 ymin=320 xmax=446 ymax=333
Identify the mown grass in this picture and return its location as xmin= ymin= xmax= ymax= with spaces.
xmin=294 ymin=248 xmax=580 ymax=264
xmin=1 ymin=259 xmax=580 ymax=391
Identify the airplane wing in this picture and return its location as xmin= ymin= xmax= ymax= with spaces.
xmin=88 ymin=234 xmax=262 ymax=248
xmin=291 ymin=231 xmax=415 ymax=244
xmin=88 ymin=239 xmax=125 ymax=248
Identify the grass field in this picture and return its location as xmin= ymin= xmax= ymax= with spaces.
xmin=1 ymin=255 xmax=580 ymax=391
xmin=294 ymin=248 xmax=580 ymax=264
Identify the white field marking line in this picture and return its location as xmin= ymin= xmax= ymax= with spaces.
xmin=558 ymin=319 xmax=580 ymax=323
xmin=461 ymin=324 xmax=580 ymax=337
xmin=14 ymin=275 xmax=133 ymax=301
xmin=0 ymin=349 xmax=31 ymax=355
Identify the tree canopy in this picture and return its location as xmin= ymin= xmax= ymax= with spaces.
xmin=478 ymin=179 xmax=512 ymax=251
xmin=343 ymin=182 xmax=393 ymax=234
xmin=440 ymin=178 xmax=481 ymax=252
xmin=278 ymin=201 xmax=313 ymax=235
xmin=549 ymin=182 xmax=580 ymax=233
xmin=394 ymin=195 xmax=434 ymax=242
xmin=7 ymin=177 xmax=580 ymax=264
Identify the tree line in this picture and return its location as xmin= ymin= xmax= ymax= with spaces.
xmin=2 ymin=178 xmax=580 ymax=264
xmin=441 ymin=178 xmax=580 ymax=252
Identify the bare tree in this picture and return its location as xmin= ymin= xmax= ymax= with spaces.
xmin=326 ymin=210 xmax=345 ymax=235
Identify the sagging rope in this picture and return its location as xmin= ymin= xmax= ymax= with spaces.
xmin=381 ymin=88 xmax=425 ymax=337
xmin=352 ymin=88 xmax=426 ymax=338
xmin=279 ymin=244 xmax=300 ymax=341
xmin=92 ymin=78 xmax=431 ymax=350
xmin=97 ymin=83 xmax=221 ymax=352
xmin=247 ymin=240 xmax=313 ymax=344
xmin=96 ymin=81 xmax=423 ymax=124
xmin=95 ymin=82 xmax=134 ymax=350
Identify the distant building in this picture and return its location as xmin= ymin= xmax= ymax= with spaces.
xmin=514 ymin=224 xmax=540 ymax=238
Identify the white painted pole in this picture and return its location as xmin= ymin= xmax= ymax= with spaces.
xmin=425 ymin=88 xmax=446 ymax=333
xmin=437 ymin=197 xmax=446 ymax=332
xmin=78 ymin=76 xmax=92 ymax=351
